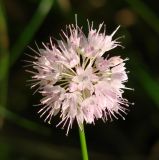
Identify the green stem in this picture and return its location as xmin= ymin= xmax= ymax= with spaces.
xmin=78 ymin=124 xmax=89 ymax=160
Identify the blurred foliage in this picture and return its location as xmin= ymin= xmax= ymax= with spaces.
xmin=0 ymin=0 xmax=159 ymax=159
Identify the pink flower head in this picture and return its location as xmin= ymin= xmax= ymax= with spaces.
xmin=27 ymin=17 xmax=132 ymax=135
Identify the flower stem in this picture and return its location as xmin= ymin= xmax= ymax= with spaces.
xmin=78 ymin=124 xmax=89 ymax=160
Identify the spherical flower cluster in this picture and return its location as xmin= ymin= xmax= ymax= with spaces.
xmin=28 ymin=19 xmax=132 ymax=134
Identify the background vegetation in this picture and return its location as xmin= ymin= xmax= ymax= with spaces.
xmin=0 ymin=0 xmax=159 ymax=159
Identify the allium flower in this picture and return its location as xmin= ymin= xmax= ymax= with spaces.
xmin=28 ymin=18 xmax=132 ymax=135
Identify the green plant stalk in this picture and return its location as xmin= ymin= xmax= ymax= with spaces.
xmin=10 ymin=0 xmax=54 ymax=66
xmin=0 ymin=0 xmax=9 ymax=128
xmin=79 ymin=125 xmax=89 ymax=160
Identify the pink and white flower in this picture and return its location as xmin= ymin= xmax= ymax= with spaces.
xmin=28 ymin=18 xmax=132 ymax=135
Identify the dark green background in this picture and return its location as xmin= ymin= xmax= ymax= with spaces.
xmin=0 ymin=0 xmax=159 ymax=159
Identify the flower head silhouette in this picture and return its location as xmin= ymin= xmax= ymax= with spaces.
xmin=28 ymin=18 xmax=132 ymax=135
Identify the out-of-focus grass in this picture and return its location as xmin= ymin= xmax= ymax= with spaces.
xmin=125 ymin=0 xmax=159 ymax=35
xmin=130 ymin=52 xmax=159 ymax=107
xmin=124 ymin=29 xmax=159 ymax=107
xmin=0 ymin=1 xmax=54 ymax=158
xmin=0 ymin=105 xmax=51 ymax=135
xmin=0 ymin=0 xmax=54 ymax=127
xmin=124 ymin=0 xmax=159 ymax=107
xmin=10 ymin=0 xmax=54 ymax=66
xmin=0 ymin=0 xmax=9 ymax=128
xmin=0 ymin=133 xmax=112 ymax=160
